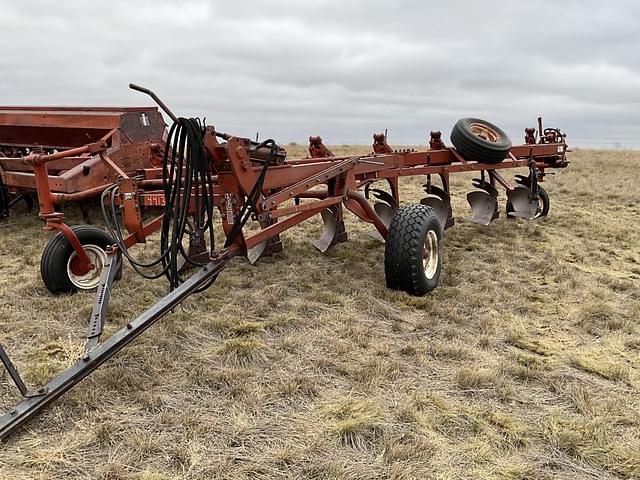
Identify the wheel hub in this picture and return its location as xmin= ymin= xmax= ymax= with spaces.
xmin=67 ymin=245 xmax=107 ymax=290
xmin=423 ymin=230 xmax=439 ymax=280
xmin=469 ymin=123 xmax=499 ymax=142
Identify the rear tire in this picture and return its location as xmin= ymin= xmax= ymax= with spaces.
xmin=450 ymin=118 xmax=512 ymax=164
xmin=384 ymin=204 xmax=443 ymax=296
xmin=41 ymin=225 xmax=118 ymax=294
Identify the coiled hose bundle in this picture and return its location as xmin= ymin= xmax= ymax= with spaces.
xmin=103 ymin=118 xmax=277 ymax=292
xmin=103 ymin=117 xmax=215 ymax=290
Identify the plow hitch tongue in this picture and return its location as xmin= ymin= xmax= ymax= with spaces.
xmin=466 ymin=177 xmax=499 ymax=225
xmin=0 ymin=253 xmax=234 ymax=442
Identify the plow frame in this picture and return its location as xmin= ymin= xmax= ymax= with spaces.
xmin=0 ymin=86 xmax=569 ymax=442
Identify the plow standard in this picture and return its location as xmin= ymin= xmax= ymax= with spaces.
xmin=0 ymin=84 xmax=568 ymax=440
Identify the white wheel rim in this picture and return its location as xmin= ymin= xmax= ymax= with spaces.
xmin=423 ymin=230 xmax=439 ymax=280
xmin=535 ymin=196 xmax=545 ymax=218
xmin=67 ymin=244 xmax=107 ymax=290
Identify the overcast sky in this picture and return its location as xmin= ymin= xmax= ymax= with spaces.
xmin=2 ymin=0 xmax=639 ymax=148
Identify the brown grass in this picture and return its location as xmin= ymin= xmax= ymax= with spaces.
xmin=0 ymin=148 xmax=639 ymax=479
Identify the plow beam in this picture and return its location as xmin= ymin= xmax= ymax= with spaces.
xmin=0 ymin=253 xmax=234 ymax=442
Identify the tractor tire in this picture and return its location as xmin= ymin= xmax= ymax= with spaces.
xmin=450 ymin=118 xmax=512 ymax=164
xmin=384 ymin=204 xmax=443 ymax=296
xmin=506 ymin=185 xmax=550 ymax=219
xmin=41 ymin=225 xmax=118 ymax=294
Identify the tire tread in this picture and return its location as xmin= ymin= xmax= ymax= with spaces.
xmin=384 ymin=204 xmax=442 ymax=295
xmin=450 ymin=118 xmax=511 ymax=164
xmin=40 ymin=225 xmax=115 ymax=294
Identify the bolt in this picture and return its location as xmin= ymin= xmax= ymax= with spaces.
xmin=127 ymin=323 xmax=133 ymax=330
xmin=83 ymin=354 xmax=90 ymax=362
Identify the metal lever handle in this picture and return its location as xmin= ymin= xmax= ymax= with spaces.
xmin=129 ymin=83 xmax=178 ymax=123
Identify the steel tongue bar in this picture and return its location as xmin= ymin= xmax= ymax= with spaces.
xmin=0 ymin=251 xmax=236 ymax=442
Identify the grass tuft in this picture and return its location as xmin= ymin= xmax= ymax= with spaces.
xmin=219 ymin=337 xmax=264 ymax=366
xmin=318 ymin=399 xmax=383 ymax=449
xmin=570 ymin=354 xmax=631 ymax=382
xmin=455 ymin=366 xmax=498 ymax=389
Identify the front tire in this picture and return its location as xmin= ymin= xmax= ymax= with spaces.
xmin=384 ymin=204 xmax=443 ymax=296
xmin=41 ymin=225 xmax=117 ymax=294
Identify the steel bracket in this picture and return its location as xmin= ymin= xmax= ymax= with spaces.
xmin=0 ymin=346 xmax=48 ymax=399
xmin=85 ymin=250 xmax=121 ymax=353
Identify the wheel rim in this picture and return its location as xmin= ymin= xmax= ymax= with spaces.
xmin=423 ymin=230 xmax=439 ymax=280
xmin=469 ymin=123 xmax=500 ymax=142
xmin=534 ymin=197 xmax=544 ymax=218
xmin=67 ymin=244 xmax=107 ymax=290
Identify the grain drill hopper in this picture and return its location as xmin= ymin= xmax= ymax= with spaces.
xmin=0 ymin=106 xmax=166 ymax=292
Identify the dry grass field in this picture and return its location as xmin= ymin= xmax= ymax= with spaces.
xmin=0 ymin=148 xmax=638 ymax=479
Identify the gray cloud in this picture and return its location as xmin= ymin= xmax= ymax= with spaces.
xmin=1 ymin=0 xmax=638 ymax=147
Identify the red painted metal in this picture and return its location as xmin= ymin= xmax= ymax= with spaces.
xmin=48 ymin=222 xmax=93 ymax=273
xmin=2 ymin=96 xmax=570 ymax=290
xmin=0 ymin=94 xmax=573 ymax=440
xmin=308 ymin=136 xmax=334 ymax=158
xmin=0 ymin=106 xmax=167 ymax=263
xmin=112 ymin=117 xmax=568 ymax=263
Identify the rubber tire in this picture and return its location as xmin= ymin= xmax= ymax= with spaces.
xmin=506 ymin=185 xmax=550 ymax=219
xmin=450 ymin=118 xmax=512 ymax=164
xmin=40 ymin=225 xmax=117 ymax=294
xmin=384 ymin=204 xmax=443 ymax=296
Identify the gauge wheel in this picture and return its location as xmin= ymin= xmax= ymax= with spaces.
xmin=41 ymin=225 xmax=118 ymax=294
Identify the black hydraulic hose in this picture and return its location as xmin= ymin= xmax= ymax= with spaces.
xmin=101 ymin=116 xmax=277 ymax=293
xmin=101 ymin=185 xmax=171 ymax=280
xmin=101 ymin=118 xmax=215 ymax=287
xmin=159 ymin=118 xmax=216 ymax=290
xmin=224 ymin=138 xmax=277 ymax=248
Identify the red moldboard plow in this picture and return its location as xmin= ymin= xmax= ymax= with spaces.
xmin=0 ymin=84 xmax=569 ymax=441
